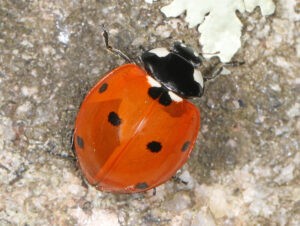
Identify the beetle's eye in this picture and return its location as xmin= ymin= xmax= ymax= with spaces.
xmin=173 ymin=42 xmax=201 ymax=65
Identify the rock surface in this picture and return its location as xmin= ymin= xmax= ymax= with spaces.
xmin=0 ymin=0 xmax=299 ymax=225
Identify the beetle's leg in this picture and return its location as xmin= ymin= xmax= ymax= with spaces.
xmin=46 ymin=131 xmax=76 ymax=162
xmin=203 ymin=63 xmax=223 ymax=82
xmin=172 ymin=175 xmax=188 ymax=185
xmin=102 ymin=26 xmax=134 ymax=63
xmin=71 ymin=129 xmax=76 ymax=155
xmin=152 ymin=187 xmax=157 ymax=196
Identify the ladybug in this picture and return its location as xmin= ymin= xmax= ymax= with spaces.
xmin=73 ymin=31 xmax=206 ymax=193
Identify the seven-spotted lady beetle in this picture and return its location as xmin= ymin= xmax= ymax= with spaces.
xmin=73 ymin=30 xmax=236 ymax=193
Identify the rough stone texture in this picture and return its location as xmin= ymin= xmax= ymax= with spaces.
xmin=0 ymin=0 xmax=299 ymax=225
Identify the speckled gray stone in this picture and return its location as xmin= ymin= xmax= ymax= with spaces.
xmin=0 ymin=0 xmax=299 ymax=225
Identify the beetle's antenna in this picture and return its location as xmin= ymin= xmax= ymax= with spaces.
xmin=102 ymin=26 xmax=133 ymax=63
xmin=203 ymin=59 xmax=245 ymax=83
xmin=224 ymin=60 xmax=245 ymax=67
xmin=197 ymin=51 xmax=220 ymax=63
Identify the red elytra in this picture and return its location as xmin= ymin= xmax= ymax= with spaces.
xmin=73 ymin=64 xmax=200 ymax=193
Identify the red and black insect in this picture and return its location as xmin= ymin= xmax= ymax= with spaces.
xmin=73 ymin=30 xmax=241 ymax=193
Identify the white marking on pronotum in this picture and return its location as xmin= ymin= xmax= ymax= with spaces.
xmin=193 ymin=69 xmax=203 ymax=88
xmin=193 ymin=50 xmax=199 ymax=57
xmin=179 ymin=43 xmax=187 ymax=48
xmin=147 ymin=76 xmax=161 ymax=87
xmin=149 ymin=48 xmax=170 ymax=57
xmin=168 ymin=91 xmax=183 ymax=102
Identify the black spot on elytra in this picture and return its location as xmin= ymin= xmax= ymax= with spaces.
xmin=99 ymin=83 xmax=108 ymax=93
xmin=77 ymin=136 xmax=84 ymax=149
xmin=148 ymin=87 xmax=162 ymax=99
xmin=108 ymin=112 xmax=122 ymax=126
xmin=181 ymin=141 xmax=190 ymax=152
xmin=148 ymin=87 xmax=172 ymax=106
xmin=147 ymin=141 xmax=162 ymax=153
xmin=159 ymin=92 xmax=172 ymax=106
xmin=135 ymin=182 xmax=149 ymax=190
